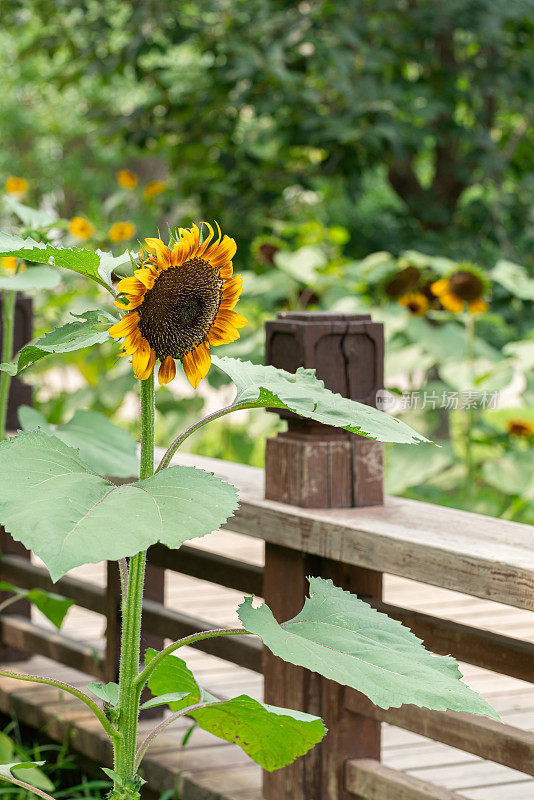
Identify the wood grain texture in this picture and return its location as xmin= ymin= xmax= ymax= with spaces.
xmin=345 ymin=691 xmax=534 ymax=776
xmin=345 ymin=759 xmax=470 ymax=800
xmin=162 ymin=451 xmax=534 ymax=610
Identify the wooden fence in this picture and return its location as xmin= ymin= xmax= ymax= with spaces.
xmin=1 ymin=311 xmax=533 ymax=800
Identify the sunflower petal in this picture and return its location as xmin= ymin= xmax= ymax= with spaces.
xmin=134 ymin=267 xmax=157 ymax=289
xmin=108 ymin=312 xmax=140 ymax=339
xmin=198 ymin=222 xmax=216 ymax=256
xmin=216 ymin=310 xmax=248 ymax=329
xmin=158 ymin=355 xmax=177 ymax=385
xmin=132 ymin=339 xmax=154 ymax=380
xmin=116 ymin=276 xmax=146 ymax=295
xmin=468 ymin=298 xmax=488 ymax=314
xmin=430 ymin=279 xmax=450 ymax=297
xmin=440 ymin=292 xmax=464 ymax=313
xmin=114 ymin=295 xmax=145 ymax=311
xmin=182 ymin=350 xmax=202 ymax=388
xmin=145 ymin=238 xmax=171 ymax=267
xmin=121 ymin=328 xmax=143 ymax=355
xmin=192 ymin=342 xmax=212 ymax=380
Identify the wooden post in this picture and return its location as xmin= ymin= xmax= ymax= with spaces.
xmin=265 ymin=312 xmax=384 ymax=508
xmin=0 ymin=295 xmax=33 ymax=663
xmin=263 ymin=311 xmax=384 ymax=800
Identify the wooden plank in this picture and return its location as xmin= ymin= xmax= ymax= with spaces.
xmin=374 ymin=601 xmax=534 ymax=683
xmin=345 ymin=758 xmax=470 ymax=799
xmin=345 ymin=692 xmax=534 ymax=776
xmin=148 ymin=544 xmax=263 ymax=596
xmin=0 ymin=533 xmax=31 ymax=662
xmin=141 ymin=599 xmax=262 ymax=672
xmin=164 ymin=451 xmax=534 ymax=611
xmin=0 ymin=616 xmax=105 ymax=679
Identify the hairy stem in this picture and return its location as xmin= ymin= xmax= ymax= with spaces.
xmin=0 ymin=290 xmax=16 ymax=441
xmin=113 ymin=372 xmax=154 ymax=785
xmin=0 ymin=670 xmax=118 ymax=739
xmin=135 ymin=628 xmax=251 ymax=692
xmin=156 ymin=401 xmax=258 ymax=472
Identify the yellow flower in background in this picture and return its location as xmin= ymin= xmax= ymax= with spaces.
xmin=69 ymin=217 xmax=94 ymax=240
xmin=507 ymin=419 xmax=534 ymax=438
xmin=109 ymin=221 xmax=136 ymax=243
xmin=143 ymin=181 xmax=166 ymax=201
xmin=1 ymin=257 xmax=18 ymax=272
xmin=399 ymin=292 xmax=429 ymax=316
xmin=116 ymin=169 xmax=138 ymax=189
xmin=5 ymin=176 xmax=28 ymax=194
xmin=430 ymin=267 xmax=489 ymax=315
xmin=108 ymin=223 xmax=247 ymax=388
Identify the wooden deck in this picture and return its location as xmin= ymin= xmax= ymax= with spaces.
xmin=1 ymin=528 xmax=533 ymax=799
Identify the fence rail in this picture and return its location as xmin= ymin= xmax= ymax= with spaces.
xmin=0 ymin=310 xmax=533 ymax=800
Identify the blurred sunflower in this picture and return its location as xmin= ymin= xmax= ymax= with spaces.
xmin=507 ymin=419 xmax=533 ymax=438
xmin=143 ymin=181 xmax=166 ymax=201
xmin=1 ymin=257 xmax=18 ymax=272
xmin=70 ymin=217 xmax=94 ymax=240
xmin=109 ymin=221 xmax=136 ymax=243
xmin=399 ymin=292 xmax=429 ymax=316
xmin=116 ymin=169 xmax=138 ymax=189
xmin=108 ymin=223 xmax=247 ymax=387
xmin=4 ymin=176 xmax=28 ymax=194
xmin=431 ymin=264 xmax=489 ymax=314
xmin=384 ymin=265 xmax=421 ymax=298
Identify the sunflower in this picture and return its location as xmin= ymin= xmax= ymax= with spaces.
xmin=431 ymin=264 xmax=489 ymax=314
xmin=507 ymin=419 xmax=534 ymax=438
xmin=109 ymin=221 xmax=136 ymax=243
xmin=116 ymin=169 xmax=138 ymax=189
xmin=108 ymin=223 xmax=247 ymax=388
xmin=4 ymin=176 xmax=28 ymax=194
xmin=70 ymin=217 xmax=94 ymax=240
xmin=399 ymin=292 xmax=429 ymax=316
xmin=384 ymin=265 xmax=421 ymax=299
xmin=143 ymin=181 xmax=166 ymax=201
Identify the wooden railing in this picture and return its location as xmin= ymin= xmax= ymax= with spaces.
xmin=0 ymin=311 xmax=533 ymax=800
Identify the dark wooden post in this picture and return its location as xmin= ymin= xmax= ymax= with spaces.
xmin=0 ymin=295 xmax=33 ymax=663
xmin=263 ymin=311 xmax=384 ymax=800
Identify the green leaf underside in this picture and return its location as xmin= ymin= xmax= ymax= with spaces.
xmin=0 ymin=311 xmax=116 ymax=376
xmin=140 ymin=691 xmax=191 ymax=710
xmin=0 ymin=266 xmax=61 ymax=292
xmin=144 ymin=649 xmax=325 ymax=769
xmin=0 ymin=231 xmax=125 ymax=288
xmin=0 ymin=760 xmax=52 ymax=792
xmin=0 ymin=432 xmax=239 ymax=582
xmin=212 ymin=356 xmax=429 ymax=444
xmin=87 ymin=682 xmax=120 ymax=706
xmin=191 ymin=696 xmax=326 ymax=771
xmin=238 ymin=578 xmax=498 ymax=719
xmin=19 ymin=406 xmax=139 ymax=478
xmin=0 ymin=582 xmax=72 ymax=629
xmin=3 ymin=197 xmax=58 ymax=229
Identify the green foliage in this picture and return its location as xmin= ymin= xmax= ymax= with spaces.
xmin=213 ymin=356 xmax=429 ymax=444
xmin=0 ymin=232 xmax=124 ymax=289
xmin=0 ymin=311 xmax=115 ymax=376
xmin=0 ymin=432 xmax=239 ymax=581
xmin=0 ymin=760 xmax=51 ymax=792
xmin=144 ymin=649 xmax=326 ymax=770
xmin=190 ymin=696 xmax=326 ymax=772
xmin=0 ymin=582 xmax=72 ymax=629
xmin=87 ymin=682 xmax=120 ymax=707
xmin=0 ymin=267 xmax=60 ymax=292
xmin=238 ymin=577 xmax=498 ymax=719
xmin=19 ymin=406 xmax=139 ymax=478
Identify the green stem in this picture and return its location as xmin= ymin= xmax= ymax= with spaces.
xmin=156 ymin=401 xmax=257 ymax=472
xmin=0 ymin=669 xmax=118 ymax=739
xmin=135 ymin=627 xmax=252 ymax=692
xmin=0 ymin=291 xmax=16 ymax=441
xmin=114 ymin=372 xmax=155 ymax=787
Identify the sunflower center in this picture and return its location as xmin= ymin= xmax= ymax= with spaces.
xmin=138 ymin=257 xmax=222 ymax=360
xmin=449 ymin=271 xmax=483 ymax=301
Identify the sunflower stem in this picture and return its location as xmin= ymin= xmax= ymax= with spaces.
xmin=113 ymin=371 xmax=154 ymax=796
xmin=156 ymin=401 xmax=257 ymax=472
xmin=0 ymin=290 xmax=16 ymax=441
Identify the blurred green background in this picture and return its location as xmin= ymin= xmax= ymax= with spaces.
xmin=1 ymin=0 xmax=533 ymax=523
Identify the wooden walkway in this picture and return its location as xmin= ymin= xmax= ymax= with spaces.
xmin=1 ymin=529 xmax=533 ymax=799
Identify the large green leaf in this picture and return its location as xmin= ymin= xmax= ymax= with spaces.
xmin=238 ymin=577 xmax=498 ymax=719
xmin=0 ymin=266 xmax=61 ymax=292
xmin=212 ymin=356 xmax=428 ymax=444
xmin=491 ymin=259 xmax=534 ymax=301
xmin=190 ymin=696 xmax=326 ymax=771
xmin=3 ymin=197 xmax=58 ymax=230
xmin=0 ymin=432 xmax=239 ymax=581
xmin=144 ymin=649 xmax=325 ymax=770
xmin=0 ymin=582 xmax=72 ymax=629
xmin=0 ymin=231 xmax=126 ymax=289
xmin=0 ymin=761 xmax=53 ymax=792
xmin=19 ymin=406 xmax=139 ymax=478
xmin=0 ymin=310 xmax=114 ymax=376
